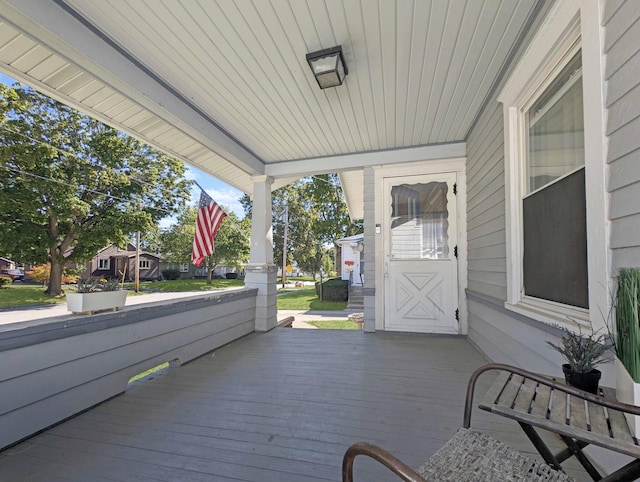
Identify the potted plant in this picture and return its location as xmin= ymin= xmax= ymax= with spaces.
xmin=66 ymin=278 xmax=127 ymax=314
xmin=613 ymin=267 xmax=640 ymax=435
xmin=547 ymin=328 xmax=611 ymax=394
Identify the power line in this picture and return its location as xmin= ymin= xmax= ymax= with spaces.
xmin=0 ymin=123 xmax=191 ymax=201
xmin=0 ymin=164 xmax=175 ymax=215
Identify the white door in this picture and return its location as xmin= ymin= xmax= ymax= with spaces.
xmin=384 ymin=174 xmax=458 ymax=333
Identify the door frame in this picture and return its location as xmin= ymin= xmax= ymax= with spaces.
xmin=372 ymin=158 xmax=467 ymax=334
xmin=383 ymin=173 xmax=459 ymax=333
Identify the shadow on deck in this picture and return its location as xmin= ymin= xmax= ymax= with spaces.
xmin=0 ymin=329 xmax=587 ymax=481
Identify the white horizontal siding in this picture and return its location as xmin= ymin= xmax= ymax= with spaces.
xmin=0 ymin=289 xmax=257 ymax=451
xmin=603 ymin=0 xmax=640 ymax=270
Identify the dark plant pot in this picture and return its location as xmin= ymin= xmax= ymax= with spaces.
xmin=562 ymin=364 xmax=601 ymax=394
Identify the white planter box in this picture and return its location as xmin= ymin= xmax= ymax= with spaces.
xmin=616 ymin=357 xmax=640 ymax=437
xmin=66 ymin=291 xmax=128 ymax=314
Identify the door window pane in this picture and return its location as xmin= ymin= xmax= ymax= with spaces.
xmin=391 ymin=182 xmax=449 ymax=260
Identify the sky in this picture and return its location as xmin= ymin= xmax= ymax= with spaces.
xmin=0 ymin=72 xmax=246 ymax=227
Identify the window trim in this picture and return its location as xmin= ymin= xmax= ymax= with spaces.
xmin=498 ymin=0 xmax=609 ymax=332
xmin=139 ymin=259 xmax=150 ymax=269
xmin=97 ymin=258 xmax=110 ymax=270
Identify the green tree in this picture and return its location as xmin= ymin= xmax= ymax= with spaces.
xmin=267 ymin=174 xmax=362 ymax=279
xmin=0 ymin=84 xmax=190 ymax=296
xmin=304 ymin=174 xmax=363 ymax=243
xmin=160 ymin=205 xmax=250 ymax=284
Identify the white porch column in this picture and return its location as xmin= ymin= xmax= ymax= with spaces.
xmin=244 ymin=175 xmax=277 ymax=331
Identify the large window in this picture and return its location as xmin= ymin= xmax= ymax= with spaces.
xmin=522 ymin=51 xmax=588 ymax=309
xmin=98 ymin=258 xmax=110 ymax=270
xmin=498 ymin=2 xmax=608 ymax=330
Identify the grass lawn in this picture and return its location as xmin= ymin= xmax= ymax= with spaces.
xmin=306 ymin=320 xmax=359 ymax=330
xmin=277 ymin=287 xmax=347 ymax=311
xmin=0 ymin=283 xmax=67 ymax=308
xmin=0 ymin=278 xmax=245 ymax=309
xmin=128 ymin=362 xmax=170 ymax=384
xmin=123 ymin=278 xmax=244 ymax=291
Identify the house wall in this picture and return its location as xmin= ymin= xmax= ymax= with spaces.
xmin=0 ymin=258 xmax=15 ymax=270
xmin=363 ymin=167 xmax=376 ymax=332
xmin=337 ymin=241 xmax=362 ymax=285
xmin=84 ymin=245 xmax=119 ymax=278
xmin=464 ymin=2 xmax=578 ymax=376
xmin=604 ymin=1 xmax=640 ymax=272
xmin=463 ymin=100 xmax=568 ymax=370
xmin=0 ymin=288 xmax=257 ymax=451
xmin=126 ymin=254 xmax=161 ymax=281
xmin=464 ymin=1 xmax=639 ymax=381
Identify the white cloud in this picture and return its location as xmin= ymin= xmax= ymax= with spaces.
xmin=206 ymin=188 xmax=245 ymax=218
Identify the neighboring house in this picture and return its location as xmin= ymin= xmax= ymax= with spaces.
xmin=0 ymin=257 xmax=15 ymax=270
xmin=334 ymin=234 xmax=363 ymax=286
xmin=159 ymin=260 xmax=240 ymax=279
xmin=85 ymin=244 xmax=161 ymax=281
xmin=159 ymin=260 xmax=200 ymax=279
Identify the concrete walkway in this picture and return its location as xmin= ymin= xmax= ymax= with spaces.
xmin=277 ymin=309 xmax=356 ymax=329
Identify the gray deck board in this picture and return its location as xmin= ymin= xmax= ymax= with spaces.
xmin=0 ymin=329 xmax=589 ymax=481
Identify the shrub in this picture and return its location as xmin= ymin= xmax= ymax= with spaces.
xmin=0 ymin=276 xmax=10 ymax=288
xmin=27 ymin=264 xmax=81 ymax=284
xmin=315 ymin=277 xmax=348 ymax=302
xmin=225 ymin=272 xmax=238 ymax=279
xmin=161 ymin=269 xmax=181 ymax=280
xmin=27 ymin=264 xmax=50 ymax=284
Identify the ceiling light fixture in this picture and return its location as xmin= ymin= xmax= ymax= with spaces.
xmin=306 ymin=45 xmax=348 ymax=89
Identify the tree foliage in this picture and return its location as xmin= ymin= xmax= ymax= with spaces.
xmin=0 ymin=84 xmax=191 ymax=295
xmin=159 ymin=205 xmax=250 ymax=283
xmin=263 ymin=174 xmax=362 ymax=277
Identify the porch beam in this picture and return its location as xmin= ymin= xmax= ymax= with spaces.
xmin=264 ymin=143 xmax=466 ymax=178
xmin=0 ymin=0 xmax=264 ymax=176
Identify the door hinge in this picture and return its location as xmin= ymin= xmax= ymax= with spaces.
xmin=455 ymin=309 xmax=460 ymax=321
xmin=453 ymin=183 xmax=457 ymax=195
xmin=454 ymin=245 xmax=458 ymax=258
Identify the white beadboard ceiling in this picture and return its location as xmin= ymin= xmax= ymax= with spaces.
xmin=0 ymin=0 xmax=540 ymax=202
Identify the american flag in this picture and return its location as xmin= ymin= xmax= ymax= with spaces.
xmin=191 ymin=190 xmax=227 ymax=266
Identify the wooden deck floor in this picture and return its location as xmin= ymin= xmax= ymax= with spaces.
xmin=0 ymin=329 xmax=588 ymax=481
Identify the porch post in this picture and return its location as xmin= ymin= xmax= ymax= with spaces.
xmin=244 ymin=175 xmax=277 ymax=331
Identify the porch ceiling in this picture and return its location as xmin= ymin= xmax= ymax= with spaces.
xmin=0 ymin=0 xmax=540 ymax=197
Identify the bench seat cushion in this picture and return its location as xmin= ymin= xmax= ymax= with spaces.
xmin=417 ymin=428 xmax=574 ymax=481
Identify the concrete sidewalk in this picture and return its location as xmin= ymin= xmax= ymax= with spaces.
xmin=0 ymin=290 xmax=224 ymax=325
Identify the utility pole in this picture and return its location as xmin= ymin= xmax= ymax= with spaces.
xmin=282 ymin=201 xmax=288 ymax=289
xmin=135 ymin=231 xmax=140 ymax=293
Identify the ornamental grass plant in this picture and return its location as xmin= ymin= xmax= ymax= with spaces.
xmin=615 ymin=268 xmax=640 ymax=383
xmin=546 ymin=328 xmax=611 ymax=374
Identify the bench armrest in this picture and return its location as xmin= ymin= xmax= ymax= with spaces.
xmin=342 ymin=441 xmax=426 ymax=482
